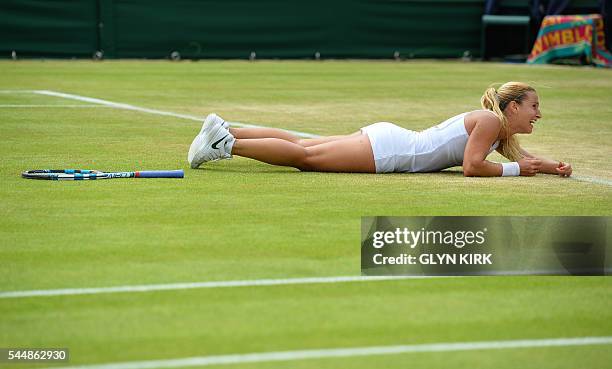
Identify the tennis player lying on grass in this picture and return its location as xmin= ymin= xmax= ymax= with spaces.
xmin=188 ymin=81 xmax=572 ymax=177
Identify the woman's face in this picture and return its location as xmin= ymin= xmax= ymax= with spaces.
xmin=508 ymin=91 xmax=542 ymax=134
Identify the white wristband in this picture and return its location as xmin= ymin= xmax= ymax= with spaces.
xmin=501 ymin=162 xmax=520 ymax=176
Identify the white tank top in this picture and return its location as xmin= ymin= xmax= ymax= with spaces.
xmin=408 ymin=112 xmax=499 ymax=172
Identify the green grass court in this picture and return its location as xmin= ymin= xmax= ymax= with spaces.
xmin=1 ymin=60 xmax=611 ymax=368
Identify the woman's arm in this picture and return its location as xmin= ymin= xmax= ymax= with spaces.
xmin=463 ymin=116 xmax=541 ymax=177
xmin=462 ymin=116 xmax=507 ymax=176
xmin=517 ymin=147 xmax=572 ymax=177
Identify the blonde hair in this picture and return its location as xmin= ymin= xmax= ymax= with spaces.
xmin=480 ymin=82 xmax=536 ymax=161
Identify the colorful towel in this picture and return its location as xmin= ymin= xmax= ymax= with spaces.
xmin=528 ymin=14 xmax=612 ymax=67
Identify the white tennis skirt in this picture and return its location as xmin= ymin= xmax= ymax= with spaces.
xmin=360 ymin=122 xmax=417 ymax=173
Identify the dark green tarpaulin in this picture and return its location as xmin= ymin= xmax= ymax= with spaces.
xmin=0 ymin=0 xmax=98 ymax=57
xmin=0 ymin=0 xmax=484 ymax=59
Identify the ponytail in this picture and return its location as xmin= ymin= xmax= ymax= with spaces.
xmin=480 ymin=83 xmax=534 ymax=162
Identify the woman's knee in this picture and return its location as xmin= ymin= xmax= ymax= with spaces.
xmin=296 ymin=148 xmax=319 ymax=171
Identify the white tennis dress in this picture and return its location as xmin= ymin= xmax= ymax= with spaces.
xmin=361 ymin=111 xmax=499 ymax=173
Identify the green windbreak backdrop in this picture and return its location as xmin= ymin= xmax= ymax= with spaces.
xmin=0 ymin=0 xmax=98 ymax=58
xmin=1 ymin=0 xmax=485 ymax=59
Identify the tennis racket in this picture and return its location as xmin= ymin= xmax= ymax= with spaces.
xmin=22 ymin=169 xmax=184 ymax=180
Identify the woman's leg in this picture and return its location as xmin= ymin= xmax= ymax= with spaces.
xmin=229 ymin=127 xmax=301 ymax=143
xmin=229 ymin=127 xmax=361 ymax=147
xmin=231 ymin=134 xmax=376 ymax=173
xmin=297 ymin=132 xmax=362 ymax=147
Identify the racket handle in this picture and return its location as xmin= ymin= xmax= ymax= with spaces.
xmin=136 ymin=170 xmax=184 ymax=178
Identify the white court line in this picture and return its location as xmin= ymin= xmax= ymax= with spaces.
xmin=5 ymin=268 xmax=612 ymax=299
xmin=43 ymin=336 xmax=612 ymax=369
xmin=6 ymin=90 xmax=611 ymax=186
xmin=571 ymin=175 xmax=612 ymax=186
xmin=0 ymin=104 xmax=109 ymax=108
xmin=33 ymin=90 xmax=320 ymax=138
xmin=0 ymin=275 xmax=436 ymax=299
xmin=0 ymin=90 xmax=38 ymax=93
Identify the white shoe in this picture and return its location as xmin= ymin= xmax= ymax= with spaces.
xmin=188 ymin=114 xmax=235 ymax=169
xmin=196 ymin=116 xmax=229 ymax=134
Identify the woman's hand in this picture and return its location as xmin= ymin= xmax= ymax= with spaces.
xmin=518 ymin=157 xmax=542 ymax=176
xmin=555 ymin=161 xmax=572 ymax=177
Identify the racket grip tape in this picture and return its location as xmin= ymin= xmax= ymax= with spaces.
xmin=135 ymin=170 xmax=184 ymax=178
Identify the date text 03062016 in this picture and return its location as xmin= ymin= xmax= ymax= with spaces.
xmin=0 ymin=348 xmax=69 ymax=362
